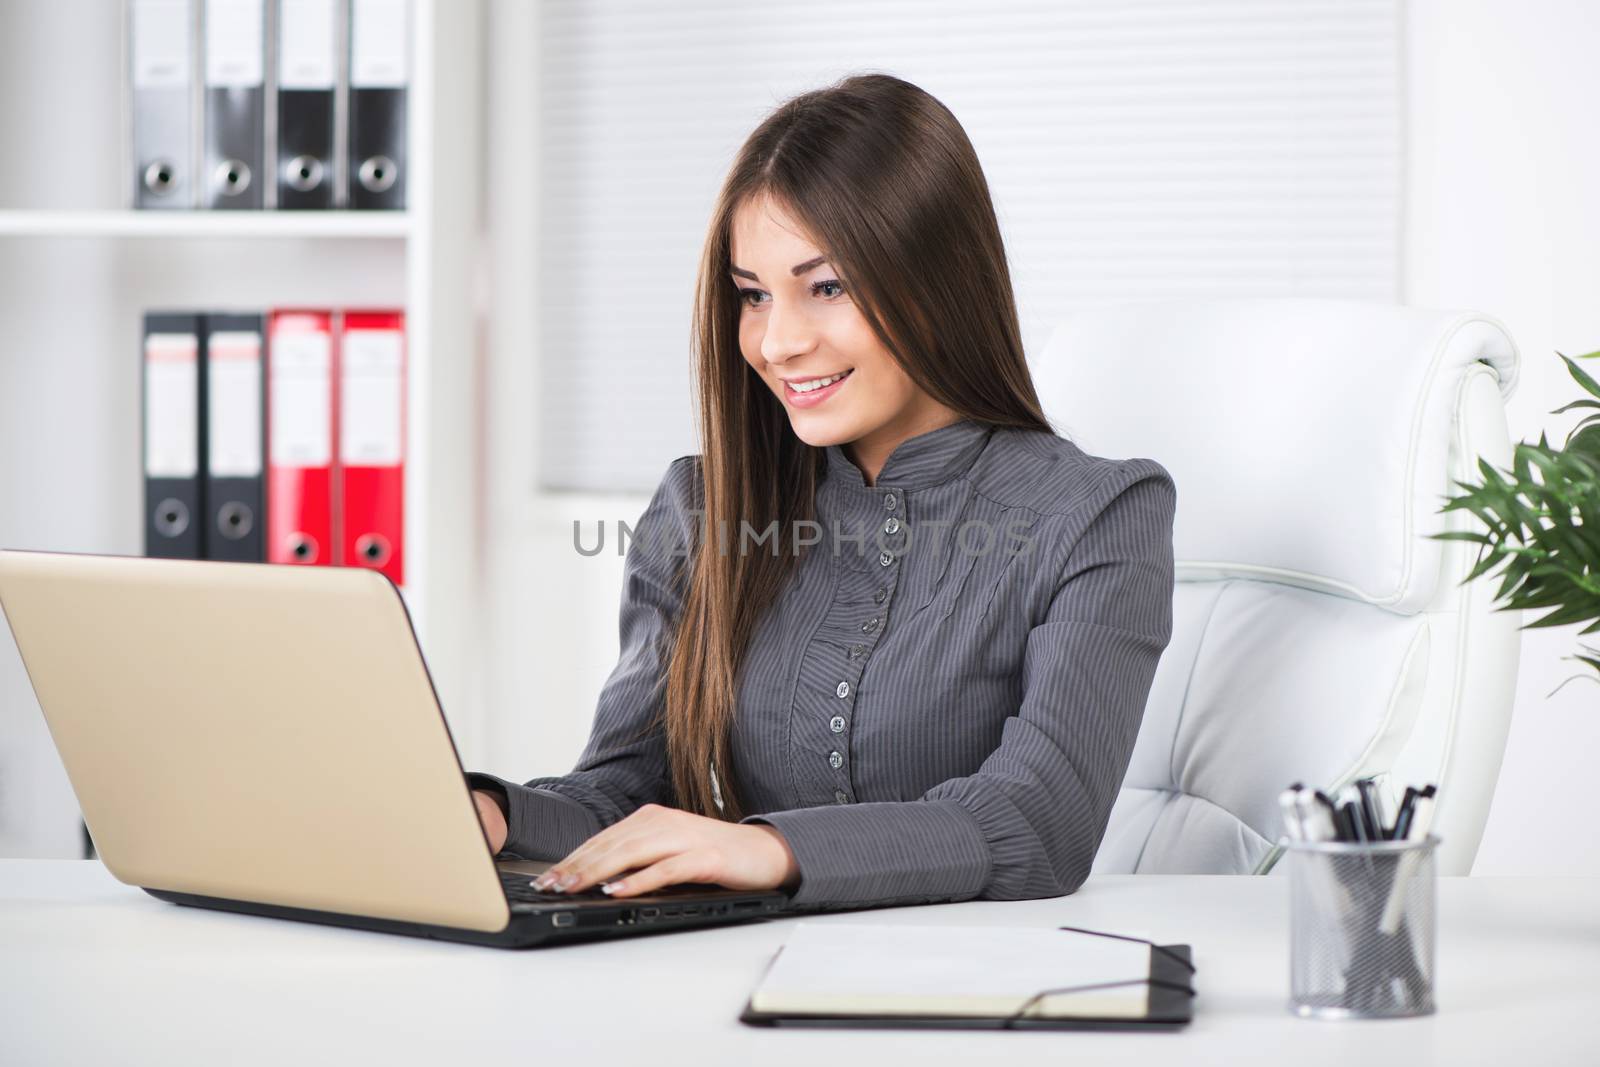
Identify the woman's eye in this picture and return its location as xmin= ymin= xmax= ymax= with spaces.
xmin=736 ymin=280 xmax=845 ymax=307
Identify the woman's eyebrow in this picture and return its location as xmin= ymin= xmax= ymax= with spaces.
xmin=730 ymin=255 xmax=828 ymax=282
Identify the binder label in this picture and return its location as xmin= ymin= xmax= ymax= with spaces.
xmin=133 ymin=0 xmax=192 ymax=90
xmin=208 ymin=332 xmax=263 ymax=477
xmin=278 ymin=0 xmax=338 ymax=89
xmin=340 ymin=328 xmax=404 ymax=465
xmin=205 ymin=0 xmax=265 ymax=88
xmin=145 ymin=334 xmax=199 ymax=478
xmin=269 ymin=330 xmax=332 ymax=466
xmin=350 ymin=0 xmax=409 ymax=88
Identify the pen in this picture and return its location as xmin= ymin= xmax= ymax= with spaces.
xmin=1392 ymin=785 xmax=1434 ymax=842
xmin=1311 ymin=789 xmax=1341 ymax=826
xmin=1380 ymin=788 xmax=1437 ymax=935
xmin=1390 ymin=786 xmax=1420 ymax=840
xmin=1349 ymin=781 xmax=1380 ymax=842
xmin=1299 ymin=791 xmax=1341 ymax=844
xmin=1356 ymin=777 xmax=1388 ymax=840
xmin=1400 ymin=793 xmax=1434 ymax=843
xmin=1372 ymin=772 xmax=1395 ymax=830
xmin=1360 ymin=781 xmax=1433 ymax=1011
xmin=1330 ymin=799 xmax=1359 ymax=842
xmin=1279 ymin=784 xmax=1307 ymax=842
xmin=1340 ymin=799 xmax=1371 ymax=846
xmin=1341 ymin=796 xmax=1380 ymax=894
xmin=1290 ymin=786 xmax=1353 ymax=975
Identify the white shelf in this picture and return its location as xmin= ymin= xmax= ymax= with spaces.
xmin=0 ymin=210 xmax=410 ymax=240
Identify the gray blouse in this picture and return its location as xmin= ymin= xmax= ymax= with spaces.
xmin=467 ymin=417 xmax=1177 ymax=911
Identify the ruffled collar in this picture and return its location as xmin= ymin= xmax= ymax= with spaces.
xmin=823 ymin=417 xmax=994 ymax=491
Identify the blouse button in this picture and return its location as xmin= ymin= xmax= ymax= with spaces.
xmin=829 ymin=715 xmax=846 ymax=733
xmin=883 ymin=493 xmax=897 ymax=511
xmin=879 ymin=551 xmax=894 ymax=567
xmin=884 ymin=517 xmax=900 ymax=535
xmin=835 ymin=681 xmax=851 ymax=698
xmin=861 ymin=617 xmax=879 ymax=634
xmin=849 ymin=644 xmax=866 ymax=659
xmin=828 ymin=750 xmax=844 ymax=769
xmin=834 ymin=790 xmax=850 ymax=804
xmin=873 ymin=587 xmax=887 ymax=605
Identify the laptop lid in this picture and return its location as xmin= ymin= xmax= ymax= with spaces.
xmin=0 ymin=549 xmax=511 ymax=934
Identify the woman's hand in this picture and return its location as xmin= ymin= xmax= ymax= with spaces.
xmin=532 ymin=804 xmax=801 ymax=898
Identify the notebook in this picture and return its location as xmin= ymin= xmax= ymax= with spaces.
xmin=739 ymin=922 xmax=1195 ymax=1031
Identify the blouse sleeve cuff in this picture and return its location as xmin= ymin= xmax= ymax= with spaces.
xmin=464 ymin=771 xmax=602 ymax=861
xmin=740 ymin=799 xmax=991 ymax=907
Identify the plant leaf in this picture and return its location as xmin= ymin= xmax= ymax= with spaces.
xmin=1465 ymin=548 xmax=1517 ymax=585
xmin=1548 ymin=672 xmax=1600 ymax=698
xmin=1427 ymin=530 xmax=1492 ymax=545
xmin=1561 ymin=352 xmax=1600 ymax=401
xmin=1524 ymin=600 xmax=1600 ymax=629
xmin=1567 ymin=423 xmax=1600 ymax=464
xmin=1551 ymin=399 xmax=1600 ymax=415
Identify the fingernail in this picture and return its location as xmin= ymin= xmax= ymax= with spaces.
xmin=601 ymin=880 xmax=623 ymax=895
xmin=533 ymin=873 xmax=556 ymax=890
xmin=557 ymin=872 xmax=578 ymax=891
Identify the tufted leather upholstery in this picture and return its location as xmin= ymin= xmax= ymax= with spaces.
xmin=1032 ymin=298 xmax=1522 ymax=876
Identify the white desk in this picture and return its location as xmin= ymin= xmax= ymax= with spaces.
xmin=1 ymin=861 xmax=1594 ymax=1065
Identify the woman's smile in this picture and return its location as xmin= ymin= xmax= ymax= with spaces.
xmin=783 ymin=367 xmax=854 ymax=406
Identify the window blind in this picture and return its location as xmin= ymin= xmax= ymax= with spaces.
xmin=536 ymin=0 xmax=1401 ymax=492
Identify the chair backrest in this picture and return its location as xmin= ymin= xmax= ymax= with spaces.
xmin=1033 ymin=298 xmax=1522 ymax=876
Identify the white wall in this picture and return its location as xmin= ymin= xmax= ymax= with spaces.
xmin=474 ymin=0 xmax=647 ymax=788
xmin=1404 ymin=0 xmax=1600 ymax=876
xmin=532 ymin=0 xmax=1404 ymax=493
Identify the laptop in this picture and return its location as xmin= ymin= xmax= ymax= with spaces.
xmin=0 ymin=548 xmax=793 ymax=948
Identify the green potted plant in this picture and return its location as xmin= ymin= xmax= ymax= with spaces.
xmin=1430 ymin=350 xmax=1600 ymax=696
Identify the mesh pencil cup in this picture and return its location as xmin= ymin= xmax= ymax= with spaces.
xmin=1283 ymin=834 xmax=1439 ymax=1019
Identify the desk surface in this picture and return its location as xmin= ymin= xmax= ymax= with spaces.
xmin=2 ymin=861 xmax=1595 ymax=1065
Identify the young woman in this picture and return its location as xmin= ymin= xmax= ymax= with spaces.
xmin=467 ymin=73 xmax=1176 ymax=910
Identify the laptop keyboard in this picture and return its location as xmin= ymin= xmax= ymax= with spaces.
xmin=498 ymin=869 xmax=614 ymax=904
xmin=496 ymin=869 xmax=747 ymax=906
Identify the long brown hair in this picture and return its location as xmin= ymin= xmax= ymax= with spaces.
xmin=664 ymin=72 xmax=1053 ymax=820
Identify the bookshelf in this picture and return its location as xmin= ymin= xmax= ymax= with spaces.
xmin=0 ymin=0 xmax=486 ymax=859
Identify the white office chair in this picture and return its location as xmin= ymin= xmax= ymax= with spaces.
xmin=1033 ymin=298 xmax=1522 ymax=877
